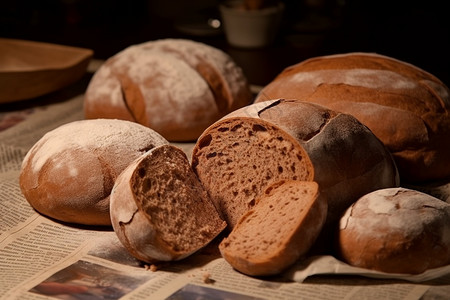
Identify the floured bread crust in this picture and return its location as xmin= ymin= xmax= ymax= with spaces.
xmin=110 ymin=145 xmax=226 ymax=263
xmin=19 ymin=119 xmax=168 ymax=226
xmin=256 ymin=52 xmax=450 ymax=183
xmin=337 ymin=187 xmax=450 ymax=274
xmin=84 ymin=39 xmax=252 ymax=142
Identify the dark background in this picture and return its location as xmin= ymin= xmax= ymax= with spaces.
xmin=1 ymin=0 xmax=449 ymax=87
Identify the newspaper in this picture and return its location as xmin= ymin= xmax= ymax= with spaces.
xmin=1 ymin=60 xmax=450 ymax=300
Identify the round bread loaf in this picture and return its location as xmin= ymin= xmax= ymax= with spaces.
xmin=110 ymin=144 xmax=226 ymax=263
xmin=192 ymin=99 xmax=399 ymax=228
xmin=337 ymin=187 xmax=450 ymax=274
xmin=219 ymin=180 xmax=327 ymax=276
xmin=84 ymin=38 xmax=253 ymax=142
xmin=19 ymin=119 xmax=168 ymax=226
xmin=255 ymin=52 xmax=450 ymax=183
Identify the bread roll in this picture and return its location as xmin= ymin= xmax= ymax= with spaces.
xmin=84 ymin=39 xmax=253 ymax=142
xmin=337 ymin=187 xmax=450 ymax=274
xmin=219 ymin=180 xmax=327 ymax=276
xmin=192 ymin=99 xmax=399 ymax=228
xmin=19 ymin=119 xmax=168 ymax=226
xmin=255 ymin=52 xmax=450 ymax=183
xmin=110 ymin=144 xmax=226 ymax=263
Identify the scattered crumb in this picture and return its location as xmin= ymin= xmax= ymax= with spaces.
xmin=144 ymin=264 xmax=159 ymax=272
xmin=202 ymin=271 xmax=215 ymax=284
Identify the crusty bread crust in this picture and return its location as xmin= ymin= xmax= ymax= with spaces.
xmin=110 ymin=145 xmax=226 ymax=263
xmin=337 ymin=187 xmax=450 ymax=274
xmin=84 ymin=39 xmax=252 ymax=142
xmin=219 ymin=180 xmax=327 ymax=276
xmin=256 ymin=52 xmax=450 ymax=183
xmin=19 ymin=119 xmax=168 ymax=226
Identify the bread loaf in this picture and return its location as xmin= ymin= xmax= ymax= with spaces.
xmin=219 ymin=180 xmax=327 ymax=276
xmin=19 ymin=119 xmax=168 ymax=226
xmin=337 ymin=187 xmax=450 ymax=274
xmin=84 ymin=39 xmax=253 ymax=142
xmin=192 ymin=99 xmax=399 ymax=228
xmin=255 ymin=52 xmax=450 ymax=183
xmin=110 ymin=144 xmax=226 ymax=263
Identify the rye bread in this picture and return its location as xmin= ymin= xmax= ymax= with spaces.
xmin=255 ymin=52 xmax=450 ymax=183
xmin=110 ymin=144 xmax=226 ymax=263
xmin=192 ymin=99 xmax=399 ymax=229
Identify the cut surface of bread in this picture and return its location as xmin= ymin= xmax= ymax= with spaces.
xmin=219 ymin=180 xmax=327 ymax=276
xmin=192 ymin=117 xmax=315 ymax=229
xmin=110 ymin=144 xmax=226 ymax=263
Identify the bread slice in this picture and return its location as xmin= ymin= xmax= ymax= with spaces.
xmin=110 ymin=144 xmax=227 ymax=263
xmin=219 ymin=180 xmax=327 ymax=276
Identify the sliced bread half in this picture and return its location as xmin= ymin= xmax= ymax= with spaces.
xmin=110 ymin=144 xmax=227 ymax=263
xmin=192 ymin=99 xmax=398 ymax=229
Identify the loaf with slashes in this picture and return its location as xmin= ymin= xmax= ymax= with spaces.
xmin=256 ymin=52 xmax=450 ymax=183
xmin=84 ymin=39 xmax=252 ymax=142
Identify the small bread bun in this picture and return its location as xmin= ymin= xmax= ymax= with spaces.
xmin=110 ymin=144 xmax=227 ymax=263
xmin=84 ymin=39 xmax=253 ymax=142
xmin=19 ymin=119 xmax=168 ymax=226
xmin=219 ymin=180 xmax=327 ymax=276
xmin=255 ymin=52 xmax=450 ymax=183
xmin=192 ymin=99 xmax=399 ymax=228
xmin=337 ymin=187 xmax=450 ymax=274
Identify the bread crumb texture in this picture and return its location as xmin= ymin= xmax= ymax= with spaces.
xmin=219 ymin=180 xmax=326 ymax=276
xmin=192 ymin=117 xmax=313 ymax=229
xmin=111 ymin=145 xmax=226 ymax=263
xmin=133 ymin=146 xmax=223 ymax=251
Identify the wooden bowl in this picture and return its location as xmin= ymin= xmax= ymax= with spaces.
xmin=0 ymin=38 xmax=93 ymax=103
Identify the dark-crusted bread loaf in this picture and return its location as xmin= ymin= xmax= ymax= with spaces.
xmin=19 ymin=119 xmax=168 ymax=226
xmin=192 ymin=99 xmax=399 ymax=229
xmin=337 ymin=187 xmax=450 ymax=274
xmin=110 ymin=144 xmax=226 ymax=263
xmin=255 ymin=52 xmax=450 ymax=183
xmin=219 ymin=180 xmax=327 ymax=276
xmin=84 ymin=38 xmax=253 ymax=142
